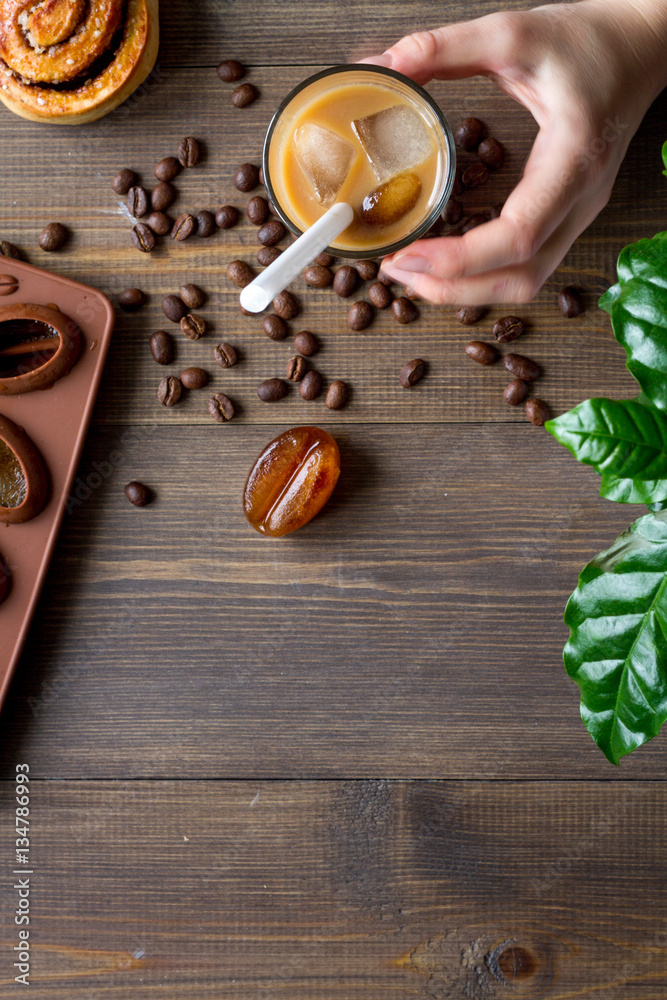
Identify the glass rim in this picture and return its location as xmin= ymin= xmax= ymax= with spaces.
xmin=262 ymin=63 xmax=456 ymax=260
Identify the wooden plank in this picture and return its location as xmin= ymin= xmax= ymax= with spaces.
xmin=0 ymin=779 xmax=665 ymax=997
xmin=1 ymin=423 xmax=665 ymax=778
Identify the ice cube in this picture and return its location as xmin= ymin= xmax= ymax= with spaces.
xmin=352 ymin=105 xmax=434 ymax=181
xmin=293 ymin=123 xmax=357 ymax=205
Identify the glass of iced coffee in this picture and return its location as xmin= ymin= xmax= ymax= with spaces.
xmin=263 ymin=64 xmax=456 ymax=259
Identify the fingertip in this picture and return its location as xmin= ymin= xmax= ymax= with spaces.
xmin=357 ymin=54 xmax=393 ymax=67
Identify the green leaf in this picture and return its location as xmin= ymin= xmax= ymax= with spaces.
xmin=648 ymin=500 xmax=667 ymax=512
xmin=564 ymin=511 xmax=667 ymax=764
xmin=662 ymin=139 xmax=667 ymax=176
xmin=599 ymin=282 xmax=621 ymax=314
xmin=599 ymin=474 xmax=667 ymax=505
xmin=545 ymin=398 xmax=667 ymax=480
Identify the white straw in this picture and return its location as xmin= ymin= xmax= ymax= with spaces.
xmin=239 ymin=202 xmax=355 ymax=313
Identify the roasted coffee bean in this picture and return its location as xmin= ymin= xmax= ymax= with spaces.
xmin=286 ymin=355 xmax=308 ymax=382
xmin=493 ymin=315 xmax=524 ymax=343
xmin=234 ymin=163 xmax=260 ymax=192
xmin=304 ymin=263 xmax=334 ymax=288
xmin=131 ymin=223 xmax=156 ymax=253
xmin=441 ymin=198 xmax=463 ymax=225
xmin=504 ymin=378 xmax=529 ymax=406
xmin=151 ymin=181 xmax=176 ymax=212
xmin=149 ymin=330 xmax=174 ymax=365
xmin=378 ymin=269 xmax=393 ymax=286
xmin=273 ymin=290 xmax=300 ymax=320
xmin=178 ymin=136 xmax=200 ymax=167
xmin=162 ymin=294 xmax=187 ymax=322
xmin=478 ymin=137 xmax=505 ymax=170
xmin=145 ymin=210 xmax=172 ymax=235
xmin=348 ymin=300 xmax=374 ymax=330
xmin=299 ymin=370 xmax=322 ymax=400
xmin=455 ymin=117 xmax=487 ymax=150
xmin=262 ymin=314 xmax=288 ymax=341
xmin=315 ymin=251 xmax=335 ymax=267
xmin=257 ymin=377 xmax=288 ymax=402
xmin=451 ymin=166 xmax=464 ymax=197
xmin=0 ymin=241 xmax=21 ymax=259
xmin=208 ymin=392 xmax=235 ymax=422
xmin=227 ymin=259 xmax=255 ymax=288
xmin=462 ymin=213 xmax=489 ymax=232
xmin=333 ymin=264 xmax=359 ymax=298
xmin=125 ymin=481 xmax=152 ymax=507
xmin=504 ymin=353 xmax=541 ymax=381
xmin=171 ymin=213 xmax=196 ymax=241
xmin=326 ymin=379 xmax=348 ymax=410
xmin=489 ymin=202 xmax=504 ymax=219
xmin=404 ymin=287 xmax=421 ymax=301
xmin=180 ymin=283 xmax=205 ymax=309
xmin=39 ymin=222 xmax=68 ymax=251
xmin=355 ymin=259 xmax=378 ymax=281
xmin=466 ymin=340 xmax=498 ymax=365
xmin=195 ymin=210 xmax=216 ymax=237
xmin=119 ymin=287 xmax=145 ymax=311
xmin=180 ymin=366 xmax=209 ymax=389
xmin=400 ymin=358 xmax=426 ymax=388
xmin=217 ymin=59 xmax=245 ymax=82
xmin=214 ymin=342 xmax=237 ymax=368
xmin=257 ymin=245 xmax=281 ymax=266
xmin=294 ymin=330 xmax=318 ymax=356
xmin=154 ymin=156 xmax=181 ymax=182
xmin=558 ymin=285 xmax=584 ymax=318
xmin=180 ymin=313 xmax=206 ymax=340
xmin=247 ymin=195 xmax=269 ymax=225
xmin=368 ymin=281 xmax=392 ymax=309
xmin=456 ymin=305 xmax=487 ymax=325
xmin=127 ymin=186 xmax=149 ymax=218
xmin=112 ymin=168 xmax=138 ymax=194
xmin=231 ymin=82 xmax=258 ymax=107
xmin=257 ymin=220 xmax=286 ymax=246
xmin=392 ymin=297 xmax=418 ymax=324
xmin=525 ymin=397 xmax=550 ymax=426
xmin=462 ymin=163 xmax=489 ymax=188
xmin=157 ymin=375 xmax=181 ymax=406
xmin=216 ymin=205 xmax=239 ymax=229
xmin=259 ymin=166 xmax=264 ymax=185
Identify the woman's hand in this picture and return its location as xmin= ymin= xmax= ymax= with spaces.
xmin=361 ymin=0 xmax=667 ymax=305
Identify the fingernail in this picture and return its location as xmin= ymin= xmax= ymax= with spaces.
xmin=358 ymin=53 xmax=393 ymax=68
xmin=390 ymin=254 xmax=431 ymax=274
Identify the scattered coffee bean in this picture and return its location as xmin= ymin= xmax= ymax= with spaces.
xmin=217 ymin=59 xmax=245 ymax=82
xmin=558 ymin=286 xmax=584 ymax=318
xmin=180 ymin=313 xmax=206 ymax=340
xmin=154 ymin=156 xmax=181 ymax=182
xmin=171 ymin=213 xmax=196 ymax=241
xmin=257 ymin=246 xmax=281 ymax=266
xmin=127 ymin=186 xmax=149 ymax=218
xmin=525 ymin=397 xmax=550 ymax=426
xmin=119 ymin=287 xmax=145 ymax=311
xmin=259 ymin=166 xmax=264 ymax=185
xmin=151 ymin=181 xmax=176 ymax=212
xmin=286 ymin=355 xmax=308 ymax=382
xmin=392 ymin=297 xmax=418 ymax=324
xmin=0 ymin=241 xmax=21 ymax=259
xmin=234 ymin=163 xmax=260 ymax=192
xmin=368 ymin=281 xmax=392 ymax=309
xmin=258 ymin=220 xmax=287 ymax=246
xmin=257 ymin=377 xmax=288 ymax=402
xmin=333 ymin=264 xmax=359 ymax=298
xmin=451 ymin=166 xmax=464 ymax=197
xmin=489 ymin=202 xmax=504 ymax=219
xmin=262 ymin=314 xmax=288 ymax=341
xmin=216 ymin=205 xmax=239 ymax=229
xmin=180 ymin=366 xmax=209 ymax=389
xmin=180 ymin=284 xmax=205 ymax=309
xmin=304 ymin=263 xmax=334 ymax=288
xmin=478 ymin=137 xmax=505 ymax=170
xmin=145 ymin=210 xmax=172 ymax=235
xmin=378 ymin=269 xmax=393 ymax=286
xmin=247 ymin=195 xmax=269 ymax=225
xmin=162 ymin=294 xmax=187 ymax=322
xmin=316 ymin=251 xmax=335 ymax=267
xmin=348 ymin=300 xmax=374 ymax=330
xmin=227 ymin=259 xmax=255 ymax=288
xmin=400 ymin=358 xmax=426 ymax=388
xmin=214 ymin=342 xmax=237 ymax=368
xmin=404 ymin=287 xmax=421 ymax=301
xmin=504 ymin=378 xmax=529 ymax=406
xmin=157 ymin=375 xmax=181 ymax=406
xmin=231 ymin=82 xmax=258 ymax=107
xmin=456 ymin=305 xmax=487 ymax=325
xmin=39 ymin=222 xmax=68 ymax=251
xmin=195 ymin=210 xmax=216 ymax=237
xmin=455 ymin=117 xmax=487 ymax=150
xmin=272 ymin=290 xmax=300 ymax=320
xmin=112 ymin=168 xmax=138 ymax=195
xmin=294 ymin=330 xmax=319 ymax=356
xmin=149 ymin=330 xmax=174 ymax=365
xmin=462 ymin=213 xmax=489 ymax=232
xmin=326 ymin=380 xmax=348 ymax=410
xmin=466 ymin=340 xmax=498 ymax=365
xmin=131 ymin=223 xmax=155 ymax=253
xmin=504 ymin=353 xmax=541 ymax=381
xmin=299 ymin=370 xmax=322 ymax=400
xmin=462 ymin=163 xmax=489 ymax=188
xmin=125 ymin=481 xmax=152 ymax=507
xmin=178 ymin=136 xmax=200 ymax=167
xmin=493 ymin=315 xmax=524 ymax=343
xmin=355 ymin=259 xmax=378 ymax=281
xmin=442 ymin=198 xmax=463 ymax=225
xmin=209 ymin=392 xmax=235 ymax=421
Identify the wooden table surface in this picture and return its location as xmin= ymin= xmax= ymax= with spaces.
xmin=1 ymin=0 xmax=667 ymax=995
